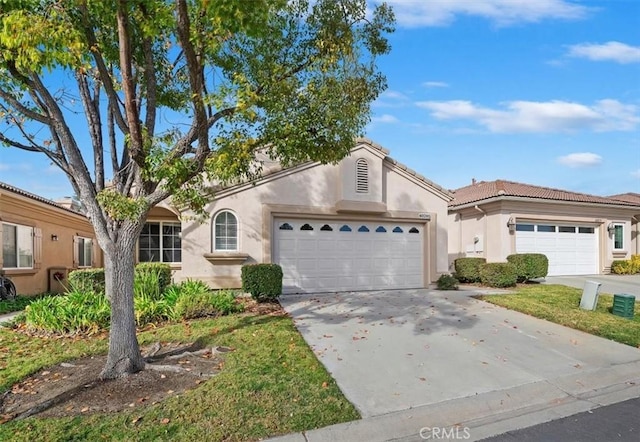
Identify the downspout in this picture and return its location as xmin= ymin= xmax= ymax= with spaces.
xmin=474 ymin=205 xmax=486 ymax=258
xmin=633 ymin=215 xmax=640 ymax=255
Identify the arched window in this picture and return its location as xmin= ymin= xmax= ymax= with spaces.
xmin=355 ymin=158 xmax=369 ymax=193
xmin=213 ymin=210 xmax=238 ymax=251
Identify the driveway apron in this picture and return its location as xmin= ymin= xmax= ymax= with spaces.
xmin=279 ymin=289 xmax=640 ymax=419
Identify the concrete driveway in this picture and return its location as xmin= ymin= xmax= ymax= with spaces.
xmin=543 ymin=274 xmax=640 ymax=297
xmin=280 ymin=289 xmax=640 ymax=421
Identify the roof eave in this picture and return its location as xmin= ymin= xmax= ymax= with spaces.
xmin=449 ymin=195 xmax=640 ymax=211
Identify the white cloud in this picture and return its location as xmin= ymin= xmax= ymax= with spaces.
xmin=415 ymin=99 xmax=640 ymax=133
xmin=371 ymin=0 xmax=591 ymax=28
xmin=423 ymin=81 xmax=449 ymax=88
xmin=371 ymin=114 xmax=399 ymax=124
xmin=632 ymin=169 xmax=640 ymax=179
xmin=557 ymin=153 xmax=603 ymax=168
xmin=566 ymin=41 xmax=640 ymax=64
xmin=373 ymin=89 xmax=410 ymax=108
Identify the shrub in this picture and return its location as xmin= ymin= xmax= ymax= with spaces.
xmin=134 ymin=293 xmax=169 ymax=325
xmin=241 ymin=264 xmax=283 ymax=302
xmin=170 ymin=283 xmax=243 ymax=320
xmin=479 ymin=262 xmax=517 ymax=288
xmin=135 ymin=262 xmax=172 ymax=294
xmin=454 ymin=258 xmax=486 ymax=283
xmin=25 ymin=289 xmax=110 ymax=334
xmin=436 ymin=274 xmax=459 ymax=290
xmin=68 ymin=268 xmax=105 ymax=294
xmin=210 ymin=289 xmax=244 ymax=315
xmin=506 ymin=253 xmax=549 ymax=282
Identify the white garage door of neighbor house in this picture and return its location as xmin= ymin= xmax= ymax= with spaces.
xmin=273 ymin=219 xmax=424 ymax=293
xmin=515 ymin=223 xmax=598 ymax=276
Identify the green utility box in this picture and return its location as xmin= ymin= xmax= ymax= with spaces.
xmin=612 ymin=294 xmax=636 ymax=319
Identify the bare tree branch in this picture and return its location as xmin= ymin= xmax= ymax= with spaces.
xmin=0 ymin=89 xmax=50 ymax=124
xmin=116 ymin=0 xmax=145 ymax=166
xmin=76 ymin=70 xmax=105 ymax=191
xmin=77 ymin=1 xmax=129 ymax=134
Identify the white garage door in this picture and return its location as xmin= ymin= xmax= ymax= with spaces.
xmin=273 ymin=219 xmax=424 ymax=293
xmin=515 ymin=223 xmax=598 ymax=276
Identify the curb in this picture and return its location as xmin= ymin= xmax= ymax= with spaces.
xmin=266 ymin=360 xmax=640 ymax=442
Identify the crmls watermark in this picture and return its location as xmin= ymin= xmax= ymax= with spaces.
xmin=419 ymin=426 xmax=471 ymax=440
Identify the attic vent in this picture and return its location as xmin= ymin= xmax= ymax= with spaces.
xmin=355 ymin=158 xmax=369 ymax=193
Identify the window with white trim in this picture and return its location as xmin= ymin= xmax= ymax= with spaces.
xmin=214 ymin=211 xmax=238 ymax=251
xmin=355 ymin=158 xmax=369 ymax=193
xmin=2 ymin=223 xmax=33 ymax=269
xmin=75 ymin=237 xmax=93 ymax=267
xmin=613 ymin=224 xmax=624 ymax=250
xmin=138 ymin=222 xmax=182 ymax=263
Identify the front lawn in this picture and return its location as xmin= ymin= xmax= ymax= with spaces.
xmin=477 ymin=284 xmax=640 ymax=347
xmin=0 ymin=313 xmax=359 ymax=441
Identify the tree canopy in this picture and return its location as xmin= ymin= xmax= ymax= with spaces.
xmin=0 ymin=0 xmax=395 ymax=378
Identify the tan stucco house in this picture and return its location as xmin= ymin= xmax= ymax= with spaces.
xmin=448 ymin=180 xmax=640 ymax=276
xmin=0 ymin=182 xmax=101 ymax=295
xmin=143 ymin=139 xmax=452 ymax=293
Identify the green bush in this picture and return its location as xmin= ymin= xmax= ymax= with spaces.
xmin=506 ymin=253 xmax=549 ymax=282
xmin=134 ymin=293 xmax=169 ymax=325
xmin=25 ymin=289 xmax=110 ymax=334
xmin=68 ymin=268 xmax=105 ymax=294
xmin=135 ymin=262 xmax=172 ymax=294
xmin=436 ymin=274 xmax=459 ymax=290
xmin=611 ymin=256 xmax=640 ymax=275
xmin=479 ymin=262 xmax=517 ymax=288
xmin=241 ymin=264 xmax=283 ymax=302
xmin=169 ymin=281 xmax=243 ymax=320
xmin=454 ymin=258 xmax=486 ymax=283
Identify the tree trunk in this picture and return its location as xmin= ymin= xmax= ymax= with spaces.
xmin=100 ymin=231 xmax=145 ymax=379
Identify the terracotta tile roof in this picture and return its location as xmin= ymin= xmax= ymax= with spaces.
xmin=449 ymin=179 xmax=640 ymax=208
xmin=0 ymin=181 xmax=85 ymax=216
xmin=608 ymin=193 xmax=640 ymax=205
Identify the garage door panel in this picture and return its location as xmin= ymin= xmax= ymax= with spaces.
xmin=275 ymin=218 xmax=425 ymax=293
xmin=516 ymin=223 xmax=598 ymax=276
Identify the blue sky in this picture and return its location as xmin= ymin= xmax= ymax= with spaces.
xmin=366 ymin=0 xmax=639 ymax=196
xmin=0 ymin=0 xmax=638 ymax=200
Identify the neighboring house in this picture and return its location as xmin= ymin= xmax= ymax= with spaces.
xmin=0 ymin=182 xmax=101 ymax=295
xmin=144 ymin=139 xmax=452 ymax=293
xmin=448 ymin=180 xmax=640 ymax=276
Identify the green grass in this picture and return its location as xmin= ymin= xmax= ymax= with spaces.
xmin=0 ymin=293 xmax=55 ymax=315
xmin=477 ymin=284 xmax=640 ymax=347
xmin=0 ymin=314 xmax=359 ymax=441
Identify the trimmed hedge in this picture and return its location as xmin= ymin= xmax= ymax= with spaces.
xmin=135 ymin=262 xmax=172 ymax=293
xmin=436 ymin=274 xmax=459 ymax=290
xmin=241 ymin=264 xmax=283 ymax=302
xmin=479 ymin=262 xmax=517 ymax=288
xmin=68 ymin=268 xmax=106 ymax=294
xmin=506 ymin=253 xmax=549 ymax=282
xmin=454 ymin=258 xmax=486 ymax=283
xmin=68 ymin=263 xmax=172 ymax=296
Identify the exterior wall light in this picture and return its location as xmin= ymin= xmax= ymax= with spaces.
xmin=607 ymin=223 xmax=616 ymax=235
xmin=51 ymin=234 xmax=59 ymax=241
xmin=507 ymin=217 xmax=516 ymax=233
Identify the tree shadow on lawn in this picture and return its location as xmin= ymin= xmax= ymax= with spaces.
xmin=1 ymin=311 xmax=286 ymax=424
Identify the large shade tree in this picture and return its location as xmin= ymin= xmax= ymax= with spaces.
xmin=0 ymin=0 xmax=394 ymax=379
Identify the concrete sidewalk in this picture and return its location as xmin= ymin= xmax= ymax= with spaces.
xmin=271 ymin=289 xmax=640 ymax=441
xmin=0 ymin=310 xmax=21 ymax=326
xmin=269 ymin=361 xmax=640 ymax=441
